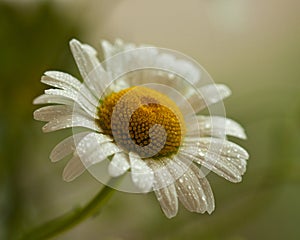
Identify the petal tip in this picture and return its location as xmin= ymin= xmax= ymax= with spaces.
xmin=239 ymin=132 xmax=247 ymax=140
xmin=33 ymin=97 xmax=40 ymax=105
xmin=219 ymin=84 xmax=232 ymax=98
xmin=62 ymin=164 xmax=82 ymax=182
xmin=62 ymin=167 xmax=73 ymax=182
xmin=101 ymin=39 xmax=111 ymax=48
xmin=207 ymin=208 xmax=215 ymax=215
xmin=164 ymin=212 xmax=177 ymax=219
xmin=49 ymin=152 xmax=59 ymax=163
xmin=69 ymin=38 xmax=80 ymax=46
xmin=33 ymin=109 xmax=41 ymax=120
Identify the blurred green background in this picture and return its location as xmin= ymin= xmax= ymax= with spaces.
xmin=0 ymin=0 xmax=299 ymax=239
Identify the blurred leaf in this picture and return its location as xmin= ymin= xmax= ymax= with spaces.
xmin=0 ymin=1 xmax=83 ymax=239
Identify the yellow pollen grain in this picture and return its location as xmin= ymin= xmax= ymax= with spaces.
xmin=96 ymin=86 xmax=185 ymax=158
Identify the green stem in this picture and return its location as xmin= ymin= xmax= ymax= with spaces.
xmin=20 ymin=179 xmax=116 ymax=240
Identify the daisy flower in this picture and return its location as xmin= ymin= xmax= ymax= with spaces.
xmin=33 ymin=39 xmax=249 ymax=218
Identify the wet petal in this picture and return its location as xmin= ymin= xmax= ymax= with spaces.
xmin=189 ymin=163 xmax=215 ymax=214
xmin=33 ymin=105 xmax=88 ymax=122
xmin=108 ymin=152 xmax=130 ymax=177
xmin=187 ymin=116 xmax=247 ymax=139
xmin=63 ymin=154 xmax=86 ymax=182
xmin=172 ymin=59 xmax=201 ymax=86
xmin=33 ymin=94 xmax=74 ymax=106
xmin=188 ymin=84 xmax=231 ymax=113
xmin=70 ymin=39 xmax=101 ymax=78
xmin=76 ymin=133 xmax=114 ymax=164
xmin=175 ymin=174 xmax=203 ymax=213
xmin=172 ymin=159 xmax=207 ymax=213
xmin=181 ymin=138 xmax=248 ymax=182
xmin=41 ymin=113 xmax=101 ymax=133
xmin=44 ymin=88 xmax=97 ymax=118
xmin=42 ymin=71 xmax=82 ymax=91
xmin=50 ymin=131 xmax=90 ymax=162
xmin=70 ymin=39 xmax=109 ymax=98
xmin=145 ymin=159 xmax=173 ymax=190
xmin=154 ymin=184 xmax=178 ymax=218
xmin=42 ymin=71 xmax=98 ymax=107
xmin=164 ymin=155 xmax=190 ymax=182
xmin=63 ymin=133 xmax=121 ymax=181
xmin=129 ymin=152 xmax=154 ymax=193
xmin=199 ymin=116 xmax=246 ymax=139
xmin=149 ymin=159 xmax=178 ymax=218
xmin=101 ymin=39 xmax=136 ymax=59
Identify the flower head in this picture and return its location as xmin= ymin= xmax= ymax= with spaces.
xmin=33 ymin=39 xmax=249 ymax=218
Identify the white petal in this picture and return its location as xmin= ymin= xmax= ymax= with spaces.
xmin=101 ymin=39 xmax=136 ymax=59
xmin=78 ymin=84 xmax=99 ymax=106
xmin=188 ymin=116 xmax=247 ymax=139
xmin=129 ymin=152 xmax=154 ymax=193
xmin=50 ymin=131 xmax=90 ymax=162
xmin=148 ymin=159 xmax=175 ymax=190
xmin=101 ymin=40 xmax=158 ymax=84
xmin=63 ymin=154 xmax=86 ymax=182
xmin=164 ymin=156 xmax=190 ymax=182
xmin=188 ymin=84 xmax=231 ymax=113
xmin=181 ymin=138 xmax=249 ymax=182
xmin=148 ymin=160 xmax=178 ymax=218
xmin=42 ymin=113 xmax=101 ymax=133
xmin=199 ymin=137 xmax=249 ymax=159
xmin=62 ymin=133 xmax=121 ymax=181
xmin=108 ymin=152 xmax=130 ymax=177
xmin=70 ymin=39 xmax=101 ymax=76
xmin=198 ymin=152 xmax=242 ymax=182
xmin=33 ymin=105 xmax=73 ymax=122
xmin=154 ymin=184 xmax=178 ymax=219
xmin=101 ymin=40 xmax=114 ymax=59
xmin=101 ymin=40 xmax=200 ymax=89
xmin=189 ymin=163 xmax=215 ymax=214
xmin=75 ymin=132 xmax=111 ymax=157
xmin=70 ymin=39 xmax=109 ymax=98
xmin=43 ymin=71 xmax=99 ymax=107
xmin=172 ymin=59 xmax=201 ymax=86
xmin=42 ymin=71 xmax=82 ymax=91
xmin=80 ymin=142 xmax=121 ymax=167
xmin=76 ymin=132 xmax=120 ymax=167
xmin=44 ymin=89 xmax=97 ymax=118
xmin=152 ymin=52 xmax=176 ymax=70
xmin=172 ymin=158 xmax=207 ymax=213
xmin=148 ymin=52 xmax=201 ymax=86
xmin=33 ymin=94 xmax=74 ymax=106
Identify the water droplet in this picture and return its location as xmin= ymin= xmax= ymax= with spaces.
xmin=168 ymin=73 xmax=175 ymax=79
xmin=199 ymin=151 xmax=205 ymax=157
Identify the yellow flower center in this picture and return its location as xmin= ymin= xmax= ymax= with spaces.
xmin=96 ymin=86 xmax=185 ymax=158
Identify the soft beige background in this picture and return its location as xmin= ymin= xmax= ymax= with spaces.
xmin=1 ymin=0 xmax=299 ymax=239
